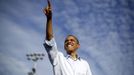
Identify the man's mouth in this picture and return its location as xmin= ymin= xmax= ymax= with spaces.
xmin=67 ymin=43 xmax=74 ymax=47
xmin=68 ymin=44 xmax=72 ymax=47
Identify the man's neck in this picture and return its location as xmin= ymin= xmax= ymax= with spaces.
xmin=69 ymin=52 xmax=77 ymax=60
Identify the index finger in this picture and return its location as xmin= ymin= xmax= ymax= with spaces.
xmin=47 ymin=0 xmax=51 ymax=8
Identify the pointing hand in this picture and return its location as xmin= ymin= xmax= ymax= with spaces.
xmin=43 ymin=0 xmax=52 ymax=19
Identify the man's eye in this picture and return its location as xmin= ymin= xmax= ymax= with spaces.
xmin=71 ymin=39 xmax=75 ymax=42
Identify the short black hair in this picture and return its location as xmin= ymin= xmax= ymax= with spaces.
xmin=65 ymin=35 xmax=79 ymax=44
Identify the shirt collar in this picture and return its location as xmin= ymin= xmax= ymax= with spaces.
xmin=66 ymin=54 xmax=81 ymax=61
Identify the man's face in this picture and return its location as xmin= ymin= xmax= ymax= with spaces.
xmin=64 ymin=36 xmax=80 ymax=53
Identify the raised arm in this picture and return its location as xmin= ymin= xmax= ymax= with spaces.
xmin=43 ymin=0 xmax=53 ymax=41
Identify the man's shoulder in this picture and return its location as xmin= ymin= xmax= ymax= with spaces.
xmin=80 ymin=58 xmax=89 ymax=65
xmin=57 ymin=51 xmax=64 ymax=56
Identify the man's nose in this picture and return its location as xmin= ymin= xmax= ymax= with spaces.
xmin=68 ymin=40 xmax=72 ymax=43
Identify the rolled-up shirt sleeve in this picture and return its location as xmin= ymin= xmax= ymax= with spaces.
xmin=43 ymin=38 xmax=58 ymax=65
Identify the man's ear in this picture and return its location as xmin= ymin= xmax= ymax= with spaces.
xmin=77 ymin=44 xmax=80 ymax=48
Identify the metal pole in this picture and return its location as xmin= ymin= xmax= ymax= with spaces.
xmin=26 ymin=53 xmax=45 ymax=75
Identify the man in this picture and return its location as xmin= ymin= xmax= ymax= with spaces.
xmin=43 ymin=0 xmax=92 ymax=75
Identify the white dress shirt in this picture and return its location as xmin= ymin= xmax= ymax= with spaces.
xmin=44 ymin=38 xmax=92 ymax=75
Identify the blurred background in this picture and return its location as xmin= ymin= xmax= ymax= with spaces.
xmin=0 ymin=0 xmax=134 ymax=75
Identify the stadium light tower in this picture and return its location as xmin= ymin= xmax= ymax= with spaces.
xmin=26 ymin=53 xmax=45 ymax=75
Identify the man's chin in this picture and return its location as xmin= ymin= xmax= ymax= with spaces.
xmin=66 ymin=49 xmax=74 ymax=53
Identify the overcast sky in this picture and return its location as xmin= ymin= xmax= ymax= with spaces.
xmin=0 ymin=0 xmax=134 ymax=75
